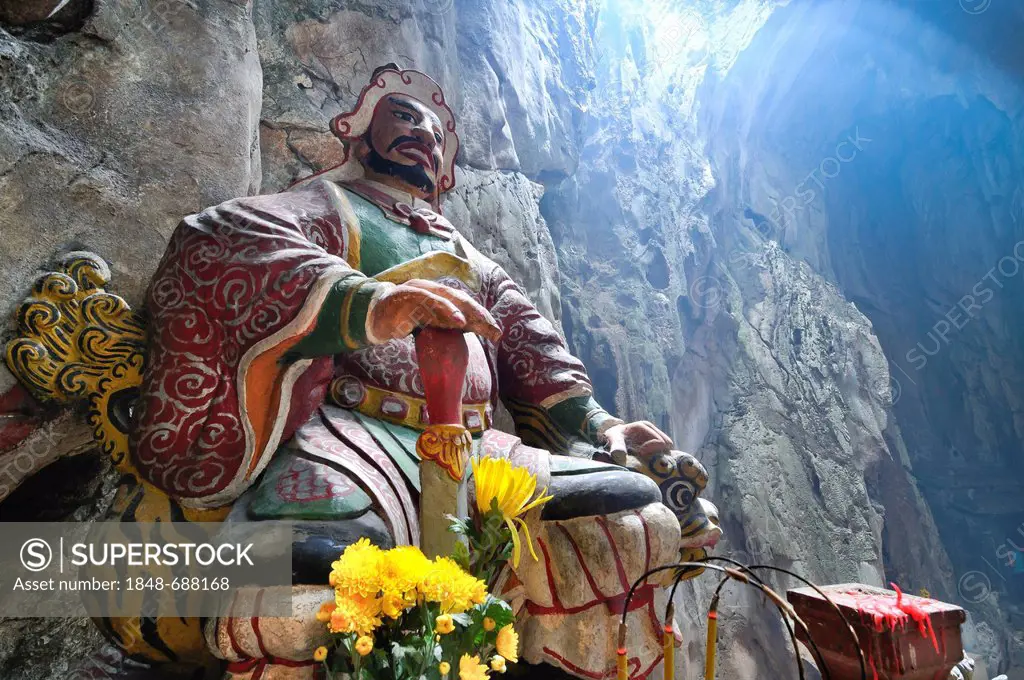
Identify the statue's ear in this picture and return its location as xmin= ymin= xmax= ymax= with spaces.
xmin=351 ymin=136 xmax=370 ymax=163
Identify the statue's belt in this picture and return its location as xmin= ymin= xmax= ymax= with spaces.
xmin=329 ymin=376 xmax=491 ymax=434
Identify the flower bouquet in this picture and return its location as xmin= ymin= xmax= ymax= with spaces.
xmin=315 ymin=456 xmax=552 ymax=679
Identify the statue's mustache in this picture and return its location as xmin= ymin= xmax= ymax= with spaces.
xmin=387 ymin=135 xmax=426 ymax=152
xmin=365 ymin=144 xmax=435 ymax=193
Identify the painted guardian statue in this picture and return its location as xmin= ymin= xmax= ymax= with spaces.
xmin=4 ymin=64 xmax=720 ymax=680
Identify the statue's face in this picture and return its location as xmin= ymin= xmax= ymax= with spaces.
xmin=359 ymin=94 xmax=445 ymax=198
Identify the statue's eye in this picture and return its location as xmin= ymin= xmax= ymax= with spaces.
xmin=434 ymin=132 xmax=443 ymax=144
xmin=392 ymin=110 xmax=415 ymax=123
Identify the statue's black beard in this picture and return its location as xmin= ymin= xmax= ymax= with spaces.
xmin=365 ymin=143 xmax=435 ymax=194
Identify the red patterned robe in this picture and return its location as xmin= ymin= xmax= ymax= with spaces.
xmin=130 ymin=178 xmax=621 ymax=521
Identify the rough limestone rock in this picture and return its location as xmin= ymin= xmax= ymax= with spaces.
xmin=0 ymin=0 xmax=263 ymax=479
xmin=1 ymin=0 xmax=1023 ymax=678
xmin=542 ymin=0 xmax=1021 ymax=675
xmin=0 ymin=0 xmax=260 ymax=677
xmin=444 ymin=166 xmax=561 ymax=323
xmin=699 ymin=1 xmax=1024 ymax=673
xmin=453 ymin=0 xmax=592 ymax=177
xmin=0 ymin=1 xmax=261 ymax=313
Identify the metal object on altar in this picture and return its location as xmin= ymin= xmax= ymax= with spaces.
xmin=787 ymin=583 xmax=967 ymax=680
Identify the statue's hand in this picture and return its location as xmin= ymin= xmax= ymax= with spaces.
xmin=367 ymin=279 xmax=502 ymax=343
xmin=602 ymin=420 xmax=673 ymax=463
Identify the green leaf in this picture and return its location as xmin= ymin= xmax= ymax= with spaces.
xmin=483 ymin=596 xmax=515 ymax=629
xmin=391 ymin=655 xmax=409 ymax=680
xmin=329 ymin=655 xmax=352 ymax=673
xmin=447 ymin=515 xmax=470 ymax=536
xmin=398 ymin=645 xmax=426 ymax=680
xmin=390 ymin=640 xmax=413 ymax=662
xmin=451 ymin=540 xmax=471 ymax=571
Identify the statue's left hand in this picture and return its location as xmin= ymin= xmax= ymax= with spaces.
xmin=602 ymin=421 xmax=673 ymax=463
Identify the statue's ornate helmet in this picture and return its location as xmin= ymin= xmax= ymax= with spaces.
xmin=329 ymin=63 xmax=460 ymax=195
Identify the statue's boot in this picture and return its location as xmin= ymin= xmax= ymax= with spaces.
xmin=205 ymin=439 xmax=680 ymax=680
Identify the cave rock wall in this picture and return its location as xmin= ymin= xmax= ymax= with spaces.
xmin=1 ymin=0 xmax=1022 ymax=678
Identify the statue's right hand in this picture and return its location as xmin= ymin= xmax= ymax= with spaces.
xmin=366 ymin=279 xmax=502 ymax=343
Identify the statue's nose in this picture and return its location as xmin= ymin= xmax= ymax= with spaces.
xmin=412 ymin=125 xmax=438 ymax=154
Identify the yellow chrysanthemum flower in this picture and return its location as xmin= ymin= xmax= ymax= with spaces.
xmin=330 ymin=538 xmax=384 ymax=599
xmin=483 ymin=617 xmax=496 ymax=632
xmin=435 ymin=613 xmax=455 ymax=634
xmin=420 ymin=557 xmax=488 ymax=613
xmin=329 ymin=593 xmax=382 ymax=636
xmin=329 ymin=542 xmax=435 ymax=623
xmin=380 ymin=590 xmax=407 ymax=620
xmin=471 ymin=456 xmax=553 ymax=567
xmin=490 ymin=656 xmax=507 ymax=673
xmin=374 ymin=545 xmax=431 ymax=618
xmin=383 ymin=545 xmax=433 ymax=594
xmin=459 ymin=653 xmax=489 ymax=680
xmin=315 ymin=601 xmax=336 ymax=623
xmin=313 ymin=646 xmax=328 ymax=662
xmin=495 ymin=624 xmax=518 ymax=663
xmin=354 ymin=635 xmax=373 ymax=657
xmin=440 ymin=661 xmax=452 ymax=676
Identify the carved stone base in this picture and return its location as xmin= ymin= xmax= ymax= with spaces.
xmin=207 ymin=585 xmax=330 ymax=680
xmin=222 ymin=665 xmax=318 ymax=680
xmin=514 ymin=502 xmax=681 ymax=680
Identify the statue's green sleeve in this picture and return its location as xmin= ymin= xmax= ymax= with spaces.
xmin=504 ymin=393 xmax=624 ymax=452
xmin=547 ymin=395 xmax=624 ymax=445
xmin=287 ymin=274 xmax=392 ymax=358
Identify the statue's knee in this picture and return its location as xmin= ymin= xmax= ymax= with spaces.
xmin=291 ymin=518 xmax=393 ymax=584
xmin=541 ymin=456 xmax=661 ymax=521
xmin=220 ymin=487 xmax=394 ymax=586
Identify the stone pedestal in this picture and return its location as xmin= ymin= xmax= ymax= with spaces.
xmin=787 ymin=583 xmax=966 ymax=680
